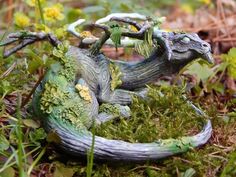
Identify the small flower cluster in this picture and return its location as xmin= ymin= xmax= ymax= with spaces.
xmin=14 ymin=1 xmax=65 ymax=30
xmin=75 ymin=84 xmax=92 ymax=103
xmin=43 ymin=4 xmax=64 ymax=22
xmin=14 ymin=12 xmax=30 ymax=28
xmin=199 ymin=0 xmax=211 ymax=5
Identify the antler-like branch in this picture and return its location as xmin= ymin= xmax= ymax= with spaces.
xmin=0 ymin=32 xmax=61 ymax=58
xmin=67 ymin=13 xmax=149 ymax=47
xmin=110 ymin=17 xmax=142 ymax=30
xmin=66 ymin=13 xmax=171 ymax=58
xmin=95 ymin=13 xmax=147 ymax=24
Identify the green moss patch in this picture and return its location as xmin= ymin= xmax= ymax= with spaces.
xmin=95 ymin=85 xmax=206 ymax=143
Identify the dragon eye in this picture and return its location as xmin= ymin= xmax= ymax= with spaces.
xmin=181 ymin=37 xmax=190 ymax=43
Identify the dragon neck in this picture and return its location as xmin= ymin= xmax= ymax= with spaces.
xmin=117 ymin=52 xmax=185 ymax=89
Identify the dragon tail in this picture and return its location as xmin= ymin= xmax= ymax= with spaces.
xmin=44 ymin=115 xmax=212 ymax=161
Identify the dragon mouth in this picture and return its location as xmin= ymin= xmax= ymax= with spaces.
xmin=202 ymin=52 xmax=214 ymax=64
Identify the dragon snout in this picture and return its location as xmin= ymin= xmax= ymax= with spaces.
xmin=200 ymin=41 xmax=214 ymax=64
xmin=201 ymin=42 xmax=211 ymax=50
xmin=202 ymin=52 xmax=214 ymax=64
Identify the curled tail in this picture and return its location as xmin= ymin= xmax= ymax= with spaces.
xmin=44 ymin=115 xmax=212 ymax=161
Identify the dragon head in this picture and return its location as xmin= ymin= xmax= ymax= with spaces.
xmin=157 ymin=32 xmax=214 ymax=65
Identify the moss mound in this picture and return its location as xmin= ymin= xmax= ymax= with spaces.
xmin=95 ymin=85 xmax=206 ymax=143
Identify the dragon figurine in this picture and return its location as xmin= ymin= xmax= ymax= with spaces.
xmin=1 ymin=13 xmax=214 ymax=161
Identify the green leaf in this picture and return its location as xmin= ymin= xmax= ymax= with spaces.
xmin=29 ymin=128 xmax=47 ymax=145
xmin=146 ymin=168 xmax=159 ymax=177
xmin=109 ymin=22 xmax=121 ymax=50
xmin=24 ymin=49 xmax=44 ymax=73
xmin=52 ymin=162 xmax=77 ymax=177
xmin=207 ymin=82 xmax=224 ymax=94
xmin=221 ymin=48 xmax=236 ymax=79
xmin=0 ymin=167 xmax=15 ymax=177
xmin=181 ymin=168 xmax=196 ymax=177
xmin=0 ymin=133 xmax=10 ymax=151
xmin=184 ymin=62 xmax=214 ymax=83
xmin=46 ymin=131 xmax=61 ymax=144
xmin=0 ymin=80 xmax=12 ymax=95
xmin=23 ymin=119 xmax=40 ymax=128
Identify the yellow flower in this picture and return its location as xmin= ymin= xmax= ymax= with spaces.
xmin=43 ymin=4 xmax=64 ymax=22
xmin=14 ymin=12 xmax=30 ymax=28
xmin=180 ymin=4 xmax=193 ymax=14
xmin=199 ymin=0 xmax=211 ymax=5
xmin=129 ymin=25 xmax=138 ymax=32
xmin=25 ymin=0 xmax=45 ymax=7
xmin=75 ymin=84 xmax=92 ymax=102
xmin=80 ymin=31 xmax=94 ymax=38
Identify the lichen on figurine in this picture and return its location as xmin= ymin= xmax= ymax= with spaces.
xmin=0 ymin=13 xmax=213 ymax=162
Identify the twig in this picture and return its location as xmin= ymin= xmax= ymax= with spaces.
xmin=110 ymin=17 xmax=142 ymax=30
xmin=121 ymin=22 xmax=151 ymax=40
xmin=2 ymin=32 xmax=60 ymax=58
xmin=88 ymin=23 xmax=110 ymax=34
xmin=89 ymin=21 xmax=151 ymax=55
xmin=21 ymin=73 xmax=45 ymax=109
xmin=95 ymin=13 xmax=147 ymax=24
xmin=8 ymin=73 xmax=45 ymax=115
xmin=207 ymin=154 xmax=227 ymax=161
xmin=3 ymin=38 xmax=36 ymax=58
xmin=218 ymin=0 xmax=234 ymax=46
xmin=0 ymin=61 xmax=17 ymax=79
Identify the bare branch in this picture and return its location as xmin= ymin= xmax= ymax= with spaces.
xmin=110 ymin=17 xmax=142 ymax=30
xmin=3 ymin=38 xmax=36 ymax=58
xmin=1 ymin=32 xmax=61 ymax=58
xmin=88 ymin=23 xmax=110 ymax=34
xmin=95 ymin=13 xmax=147 ymax=24
xmin=0 ymin=62 xmax=17 ymax=79
xmin=67 ymin=19 xmax=86 ymax=38
xmin=121 ymin=22 xmax=151 ymax=40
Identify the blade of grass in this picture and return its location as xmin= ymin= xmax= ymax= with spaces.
xmin=37 ymin=0 xmax=45 ymax=25
xmin=27 ymin=146 xmax=46 ymax=176
xmin=16 ymin=93 xmax=26 ymax=177
xmin=86 ymin=121 xmax=95 ymax=177
xmin=0 ymin=145 xmax=41 ymax=172
xmin=0 ymin=150 xmax=17 ymax=173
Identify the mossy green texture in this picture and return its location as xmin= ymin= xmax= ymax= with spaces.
xmin=95 ymin=85 xmax=205 ymax=143
xmin=99 ymin=103 xmax=120 ymax=116
xmin=135 ymin=28 xmax=154 ymax=58
xmin=220 ymin=150 xmax=236 ymax=177
xmin=109 ymin=62 xmax=122 ymax=91
xmin=40 ymin=42 xmax=90 ymax=128
xmin=40 ymin=81 xmax=68 ymax=114
xmin=52 ymin=41 xmax=77 ymax=81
